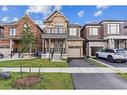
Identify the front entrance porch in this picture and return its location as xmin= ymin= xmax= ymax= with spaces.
xmin=42 ymin=38 xmax=67 ymax=53
xmin=11 ymin=40 xmax=20 ymax=53
xmin=42 ymin=38 xmax=67 ymax=60
xmin=107 ymin=39 xmax=127 ymax=49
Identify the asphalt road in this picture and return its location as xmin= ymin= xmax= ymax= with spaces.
xmin=69 ymin=59 xmax=127 ymax=89
xmin=72 ymin=73 xmax=127 ymax=89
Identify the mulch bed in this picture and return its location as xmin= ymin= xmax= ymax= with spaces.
xmin=12 ymin=76 xmax=42 ymax=89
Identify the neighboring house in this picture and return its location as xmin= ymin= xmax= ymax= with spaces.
xmin=41 ymin=10 xmax=84 ymax=60
xmin=0 ymin=14 xmax=43 ymax=57
xmin=81 ymin=20 xmax=127 ymax=57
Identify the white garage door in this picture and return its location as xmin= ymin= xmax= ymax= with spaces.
xmin=68 ymin=46 xmax=81 ymax=58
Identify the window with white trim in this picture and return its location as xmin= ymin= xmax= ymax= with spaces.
xmin=0 ymin=28 xmax=4 ymax=38
xmin=89 ymin=28 xmax=98 ymax=35
xmin=69 ymin=28 xmax=77 ymax=36
xmin=107 ymin=24 xmax=120 ymax=34
xmin=10 ymin=28 xmax=16 ymax=36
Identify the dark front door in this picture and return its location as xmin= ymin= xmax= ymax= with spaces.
xmin=54 ymin=40 xmax=63 ymax=53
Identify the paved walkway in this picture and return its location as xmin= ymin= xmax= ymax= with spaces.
xmin=1 ymin=67 xmax=127 ymax=73
xmin=0 ymin=57 xmax=35 ymax=62
xmin=1 ymin=58 xmax=127 ymax=73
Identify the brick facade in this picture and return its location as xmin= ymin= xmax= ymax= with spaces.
xmin=0 ymin=14 xmax=43 ymax=52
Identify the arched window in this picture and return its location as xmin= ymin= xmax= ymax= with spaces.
xmin=24 ymin=23 xmax=28 ymax=28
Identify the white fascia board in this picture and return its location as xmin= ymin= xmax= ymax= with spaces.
xmin=101 ymin=22 xmax=124 ymax=24
xmin=104 ymin=35 xmax=127 ymax=40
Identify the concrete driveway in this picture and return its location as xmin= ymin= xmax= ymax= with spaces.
xmin=68 ymin=59 xmax=127 ymax=89
xmin=96 ymin=58 xmax=127 ymax=67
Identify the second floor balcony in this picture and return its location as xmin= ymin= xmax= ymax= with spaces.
xmin=42 ymin=28 xmax=68 ymax=39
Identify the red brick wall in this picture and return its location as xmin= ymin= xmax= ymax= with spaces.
xmin=0 ymin=15 xmax=43 ymax=51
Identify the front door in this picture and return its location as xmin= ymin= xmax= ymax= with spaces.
xmin=54 ymin=40 xmax=63 ymax=53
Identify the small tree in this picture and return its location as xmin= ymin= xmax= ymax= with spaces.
xmin=20 ymin=23 xmax=35 ymax=53
xmin=19 ymin=23 xmax=35 ymax=84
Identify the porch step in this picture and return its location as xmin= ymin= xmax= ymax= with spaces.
xmin=52 ymin=54 xmax=62 ymax=62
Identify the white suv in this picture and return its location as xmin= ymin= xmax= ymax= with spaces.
xmin=96 ymin=49 xmax=127 ymax=63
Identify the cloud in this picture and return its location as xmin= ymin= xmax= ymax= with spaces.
xmin=1 ymin=16 xmax=9 ymax=22
xmin=94 ymin=5 xmax=110 ymax=17
xmin=94 ymin=10 xmax=103 ymax=16
xmin=26 ymin=5 xmax=62 ymax=19
xmin=12 ymin=17 xmax=18 ymax=21
xmin=35 ymin=20 xmax=45 ymax=29
xmin=78 ymin=11 xmax=84 ymax=17
xmin=96 ymin=5 xmax=109 ymax=10
xmin=1 ymin=6 xmax=8 ymax=12
xmin=26 ymin=6 xmax=52 ymax=16
xmin=54 ymin=5 xmax=62 ymax=11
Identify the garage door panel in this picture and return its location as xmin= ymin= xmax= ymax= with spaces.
xmin=68 ymin=47 xmax=81 ymax=58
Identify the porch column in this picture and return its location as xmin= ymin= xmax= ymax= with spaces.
xmin=108 ymin=39 xmax=115 ymax=49
xmin=42 ymin=38 xmax=44 ymax=53
xmin=88 ymin=47 xmax=91 ymax=57
xmin=48 ymin=38 xmax=51 ymax=53
xmin=125 ymin=40 xmax=127 ymax=49
xmin=65 ymin=39 xmax=67 ymax=54
xmin=10 ymin=39 xmax=13 ymax=52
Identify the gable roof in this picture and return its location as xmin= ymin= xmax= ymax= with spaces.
xmin=44 ymin=10 xmax=69 ymax=23
xmin=0 ymin=14 xmax=43 ymax=31
xmin=0 ymin=21 xmax=17 ymax=26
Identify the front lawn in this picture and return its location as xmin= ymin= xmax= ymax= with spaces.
xmin=0 ymin=72 xmax=73 ymax=89
xmin=0 ymin=58 xmax=68 ymax=67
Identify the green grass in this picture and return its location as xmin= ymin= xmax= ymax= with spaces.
xmin=117 ymin=73 xmax=127 ymax=80
xmin=0 ymin=72 xmax=73 ymax=89
xmin=85 ymin=58 xmax=107 ymax=67
xmin=0 ymin=58 xmax=68 ymax=67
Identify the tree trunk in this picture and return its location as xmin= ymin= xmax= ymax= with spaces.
xmin=29 ymin=43 xmax=32 ymax=87
xmin=20 ymin=62 xmax=22 ymax=78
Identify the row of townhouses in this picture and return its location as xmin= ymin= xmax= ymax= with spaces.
xmin=0 ymin=10 xmax=127 ymax=60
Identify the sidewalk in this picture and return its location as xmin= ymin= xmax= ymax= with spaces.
xmin=1 ymin=67 xmax=127 ymax=73
xmin=0 ymin=57 xmax=35 ymax=62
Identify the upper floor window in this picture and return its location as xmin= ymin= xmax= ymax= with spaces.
xmin=24 ymin=24 xmax=28 ymax=28
xmin=107 ymin=24 xmax=120 ymax=34
xmin=10 ymin=28 xmax=16 ymax=36
xmin=89 ymin=28 xmax=98 ymax=35
xmin=69 ymin=28 xmax=77 ymax=36
xmin=55 ymin=25 xmax=63 ymax=34
xmin=0 ymin=28 xmax=4 ymax=37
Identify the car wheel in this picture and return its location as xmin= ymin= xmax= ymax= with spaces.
xmin=107 ymin=56 xmax=114 ymax=63
xmin=96 ymin=54 xmax=100 ymax=59
xmin=0 ymin=55 xmax=3 ymax=59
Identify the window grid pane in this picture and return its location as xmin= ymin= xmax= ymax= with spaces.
xmin=89 ymin=28 xmax=98 ymax=35
xmin=107 ymin=24 xmax=119 ymax=34
xmin=69 ymin=28 xmax=77 ymax=36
